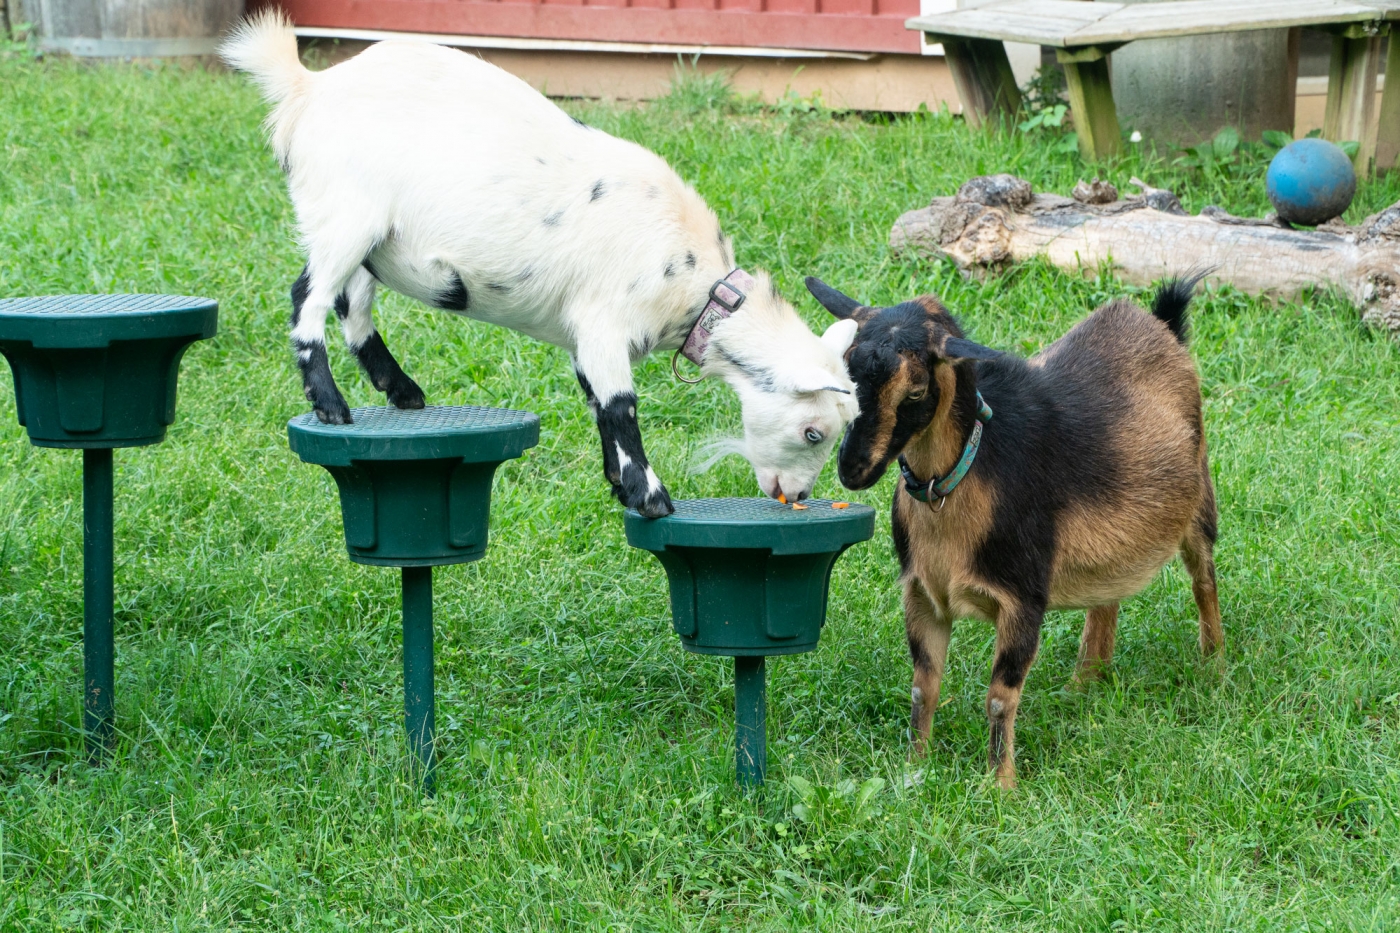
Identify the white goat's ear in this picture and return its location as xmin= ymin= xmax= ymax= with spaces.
xmin=780 ymin=367 xmax=854 ymax=396
xmin=821 ymin=318 xmax=858 ymax=357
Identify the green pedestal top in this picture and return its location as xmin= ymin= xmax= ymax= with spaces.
xmin=289 ymin=406 xmax=540 ymax=567
xmin=625 ymin=498 xmax=874 ymax=656
xmin=0 ymin=295 xmax=218 ymax=448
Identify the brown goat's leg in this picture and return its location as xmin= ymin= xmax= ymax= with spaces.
xmin=1180 ymin=476 xmax=1222 ymax=657
xmin=904 ymin=578 xmax=952 ymax=756
xmin=987 ymin=601 xmax=1043 ymax=790
xmin=1180 ymin=530 xmax=1222 ymax=657
xmin=1071 ymin=602 xmax=1120 ymax=687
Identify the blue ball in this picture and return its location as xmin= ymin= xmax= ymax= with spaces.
xmin=1265 ymin=139 xmax=1356 ymax=226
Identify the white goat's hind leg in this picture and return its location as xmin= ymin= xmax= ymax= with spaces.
xmin=290 ymin=264 xmax=352 ymax=424
xmin=572 ymin=337 xmax=673 ymax=518
xmin=291 ymin=224 xmax=383 ymax=424
xmin=338 ymin=266 xmax=425 ymax=410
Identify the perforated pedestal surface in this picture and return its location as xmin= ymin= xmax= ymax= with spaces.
xmin=625 ymin=497 xmax=875 ymax=555
xmin=288 ymin=405 xmax=540 ymax=467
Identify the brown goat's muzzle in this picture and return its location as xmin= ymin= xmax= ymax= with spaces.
xmin=837 ymin=423 xmax=893 ymax=491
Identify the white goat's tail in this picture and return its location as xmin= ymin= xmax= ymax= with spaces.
xmin=220 ymin=9 xmax=309 ymax=105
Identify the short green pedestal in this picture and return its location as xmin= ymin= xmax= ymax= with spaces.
xmin=625 ymin=498 xmax=874 ymax=786
xmin=288 ymin=406 xmax=539 ymax=793
xmin=0 ymin=295 xmax=219 ymax=762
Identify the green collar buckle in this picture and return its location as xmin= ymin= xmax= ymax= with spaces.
xmin=897 ymin=391 xmax=993 ymax=508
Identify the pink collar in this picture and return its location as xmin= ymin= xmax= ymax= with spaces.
xmin=680 ymin=269 xmax=754 ymax=366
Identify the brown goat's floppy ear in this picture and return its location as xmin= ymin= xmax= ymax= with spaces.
xmin=942 ymin=336 xmax=1001 ymax=361
xmin=805 ymin=277 xmax=863 ymax=320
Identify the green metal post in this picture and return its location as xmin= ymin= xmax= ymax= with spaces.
xmin=734 ymin=655 xmax=766 ymax=787
xmin=401 ymin=565 xmax=436 ymax=794
xmin=82 ymin=448 xmax=115 ymax=762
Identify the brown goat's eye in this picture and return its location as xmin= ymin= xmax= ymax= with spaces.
xmin=906 ymin=387 xmax=927 ymax=402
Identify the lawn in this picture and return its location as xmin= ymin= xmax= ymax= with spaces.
xmin=1 ymin=49 xmax=1399 ymax=932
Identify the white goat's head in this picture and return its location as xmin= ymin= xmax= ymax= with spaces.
xmin=702 ymin=274 xmax=859 ymax=502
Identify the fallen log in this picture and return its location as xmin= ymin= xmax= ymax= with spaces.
xmin=889 ymin=174 xmax=1400 ymax=336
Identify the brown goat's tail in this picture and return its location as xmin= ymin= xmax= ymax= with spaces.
xmin=1151 ymin=271 xmax=1209 ymax=345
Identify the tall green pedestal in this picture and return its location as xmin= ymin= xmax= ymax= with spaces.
xmin=625 ymin=498 xmax=874 ymax=786
xmin=0 ymin=294 xmax=218 ymax=762
xmin=289 ymin=405 xmax=539 ymax=793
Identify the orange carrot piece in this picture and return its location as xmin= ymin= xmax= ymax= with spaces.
xmin=832 ymin=502 xmax=850 ymax=509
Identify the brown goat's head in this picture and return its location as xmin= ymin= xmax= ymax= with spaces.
xmin=805 ymin=277 xmax=1000 ymax=491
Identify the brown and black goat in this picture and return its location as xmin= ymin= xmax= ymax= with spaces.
xmin=805 ymin=275 xmax=1221 ymax=788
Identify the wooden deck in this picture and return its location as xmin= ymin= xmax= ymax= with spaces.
xmin=906 ymin=0 xmax=1400 ymax=169
xmin=906 ymin=1 xmax=1400 ymax=50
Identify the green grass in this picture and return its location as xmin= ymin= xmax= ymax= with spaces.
xmin=1 ymin=55 xmax=1398 ymax=931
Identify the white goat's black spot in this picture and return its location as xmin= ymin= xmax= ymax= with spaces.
xmin=543 ymin=210 xmax=563 ymax=226
xmin=435 ymin=272 xmax=469 ymax=311
xmin=715 ymin=347 xmax=777 ymax=392
xmin=289 ymin=266 xmax=310 ymax=327
xmin=590 ymin=180 xmax=605 ymax=201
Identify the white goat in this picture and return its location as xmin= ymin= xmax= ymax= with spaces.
xmin=221 ymin=11 xmax=858 ymax=517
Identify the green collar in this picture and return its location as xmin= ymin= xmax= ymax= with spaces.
xmin=898 ymin=391 xmax=993 ymax=506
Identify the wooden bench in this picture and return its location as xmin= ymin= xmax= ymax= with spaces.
xmin=907 ymin=0 xmax=1400 ymax=171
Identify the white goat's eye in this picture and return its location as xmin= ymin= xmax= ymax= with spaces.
xmin=804 ymin=428 xmax=824 ymax=444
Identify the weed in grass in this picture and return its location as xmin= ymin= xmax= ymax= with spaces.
xmin=0 ymin=54 xmax=1398 ymax=931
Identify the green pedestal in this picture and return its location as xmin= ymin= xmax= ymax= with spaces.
xmin=289 ymin=405 xmax=539 ymax=792
xmin=0 ymin=294 xmax=218 ymax=762
xmin=625 ymin=498 xmax=874 ymax=786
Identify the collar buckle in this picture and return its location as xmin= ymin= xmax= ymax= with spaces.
xmin=899 ymin=390 xmax=993 ymax=507
xmin=707 ymin=276 xmax=747 ymax=314
xmin=676 ymin=268 xmax=754 ymax=373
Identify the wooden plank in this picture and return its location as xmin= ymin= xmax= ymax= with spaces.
xmin=939 ymin=35 xmax=1022 ymax=128
xmin=1323 ymin=33 xmax=1383 ymax=176
xmin=1284 ymin=27 xmax=1302 ymax=140
xmin=1071 ymin=1 xmax=1386 ymax=46
xmin=278 ymin=0 xmax=925 ymax=54
xmin=1059 ymin=51 xmax=1120 ymax=159
xmin=1355 ymin=1 xmax=1400 ymax=19
xmin=1374 ymin=32 xmax=1400 ymax=171
xmin=907 ymin=1 xmax=1121 ymax=48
